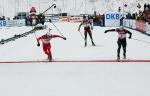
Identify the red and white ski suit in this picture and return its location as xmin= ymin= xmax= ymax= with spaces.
xmin=37 ymin=34 xmax=64 ymax=56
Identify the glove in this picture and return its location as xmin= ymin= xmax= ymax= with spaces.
xmin=128 ymin=36 xmax=132 ymax=39
xmin=63 ymin=37 xmax=67 ymax=40
xmin=104 ymin=31 xmax=108 ymax=33
xmin=37 ymin=42 xmax=40 ymax=47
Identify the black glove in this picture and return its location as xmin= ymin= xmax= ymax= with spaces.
xmin=104 ymin=31 xmax=108 ymax=33
xmin=63 ymin=37 xmax=67 ymax=40
xmin=37 ymin=42 xmax=40 ymax=47
xmin=128 ymin=36 xmax=132 ymax=39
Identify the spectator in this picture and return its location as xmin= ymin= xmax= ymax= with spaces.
xmin=2 ymin=16 xmax=5 ymax=20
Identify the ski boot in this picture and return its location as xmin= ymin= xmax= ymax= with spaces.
xmin=85 ymin=42 xmax=87 ymax=47
xmin=123 ymin=53 xmax=126 ymax=59
xmin=92 ymin=41 xmax=96 ymax=46
xmin=117 ymin=55 xmax=120 ymax=61
xmin=47 ymin=54 xmax=52 ymax=61
xmin=123 ymin=55 xmax=126 ymax=59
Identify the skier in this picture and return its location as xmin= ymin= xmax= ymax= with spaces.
xmin=104 ymin=27 xmax=132 ymax=60
xmin=78 ymin=16 xmax=95 ymax=47
xmin=37 ymin=28 xmax=66 ymax=61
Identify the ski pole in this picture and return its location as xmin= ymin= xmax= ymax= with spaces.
xmin=78 ymin=30 xmax=85 ymax=41
xmin=131 ymin=38 xmax=150 ymax=44
xmin=31 ymin=25 xmax=38 ymax=44
xmin=49 ymin=20 xmax=65 ymax=37
xmin=41 ymin=4 xmax=56 ymax=15
xmin=34 ymin=31 xmax=38 ymax=43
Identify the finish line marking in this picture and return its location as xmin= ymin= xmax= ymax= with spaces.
xmin=0 ymin=60 xmax=150 ymax=63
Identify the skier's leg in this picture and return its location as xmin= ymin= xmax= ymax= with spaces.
xmin=117 ymin=40 xmax=121 ymax=60
xmin=47 ymin=44 xmax=52 ymax=61
xmin=47 ymin=51 xmax=52 ymax=61
xmin=43 ymin=44 xmax=52 ymax=60
xmin=122 ymin=40 xmax=127 ymax=59
xmin=43 ymin=45 xmax=48 ymax=55
xmin=88 ymin=30 xmax=95 ymax=46
xmin=84 ymin=31 xmax=87 ymax=47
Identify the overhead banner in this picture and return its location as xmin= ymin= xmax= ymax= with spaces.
xmin=105 ymin=12 xmax=121 ymax=27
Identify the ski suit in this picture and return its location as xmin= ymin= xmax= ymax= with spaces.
xmin=78 ymin=18 xmax=95 ymax=46
xmin=37 ymin=34 xmax=64 ymax=59
xmin=104 ymin=28 xmax=132 ymax=59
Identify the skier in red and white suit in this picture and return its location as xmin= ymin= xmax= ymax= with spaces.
xmin=37 ymin=29 xmax=66 ymax=61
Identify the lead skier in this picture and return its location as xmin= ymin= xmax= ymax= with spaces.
xmin=37 ymin=28 xmax=66 ymax=61
xmin=104 ymin=27 xmax=132 ymax=60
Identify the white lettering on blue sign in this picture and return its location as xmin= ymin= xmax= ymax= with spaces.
xmin=106 ymin=13 xmax=120 ymax=20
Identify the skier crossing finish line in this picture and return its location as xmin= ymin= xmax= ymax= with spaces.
xmin=37 ymin=28 xmax=66 ymax=61
xmin=104 ymin=27 xmax=132 ymax=61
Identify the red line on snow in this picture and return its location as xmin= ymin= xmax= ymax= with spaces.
xmin=0 ymin=60 xmax=150 ymax=63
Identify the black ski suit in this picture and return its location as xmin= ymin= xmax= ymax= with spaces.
xmin=104 ymin=28 xmax=132 ymax=59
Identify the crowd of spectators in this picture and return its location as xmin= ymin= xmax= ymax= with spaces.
xmin=0 ymin=16 xmax=5 ymax=20
xmin=141 ymin=3 xmax=150 ymax=23
xmin=0 ymin=16 xmax=11 ymax=20
xmin=125 ymin=3 xmax=150 ymax=24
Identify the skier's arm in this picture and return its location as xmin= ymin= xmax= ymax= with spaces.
xmin=89 ymin=21 xmax=93 ymax=30
xmin=125 ymin=29 xmax=132 ymax=38
xmin=78 ymin=22 xmax=83 ymax=31
xmin=37 ymin=36 xmax=43 ymax=46
xmin=104 ymin=29 xmax=116 ymax=33
xmin=37 ymin=36 xmax=42 ymax=43
xmin=52 ymin=35 xmax=66 ymax=40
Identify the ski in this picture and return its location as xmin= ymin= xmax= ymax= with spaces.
xmin=0 ymin=25 xmax=46 ymax=45
xmin=0 ymin=59 xmax=150 ymax=63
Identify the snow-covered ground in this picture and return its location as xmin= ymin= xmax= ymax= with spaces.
xmin=0 ymin=22 xmax=150 ymax=96
xmin=0 ymin=22 xmax=150 ymax=61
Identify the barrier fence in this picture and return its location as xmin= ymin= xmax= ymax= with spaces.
xmin=123 ymin=19 xmax=150 ymax=35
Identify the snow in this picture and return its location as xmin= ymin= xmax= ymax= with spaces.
xmin=0 ymin=22 xmax=150 ymax=96
xmin=0 ymin=62 xmax=150 ymax=96
xmin=1 ymin=22 xmax=150 ymax=61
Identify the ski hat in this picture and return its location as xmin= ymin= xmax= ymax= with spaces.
xmin=116 ymin=26 xmax=124 ymax=32
xmin=30 ymin=7 xmax=36 ymax=13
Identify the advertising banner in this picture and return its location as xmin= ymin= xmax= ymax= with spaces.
xmin=0 ymin=19 xmax=25 ymax=27
xmin=105 ymin=12 xmax=120 ymax=27
xmin=135 ymin=20 xmax=146 ymax=33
